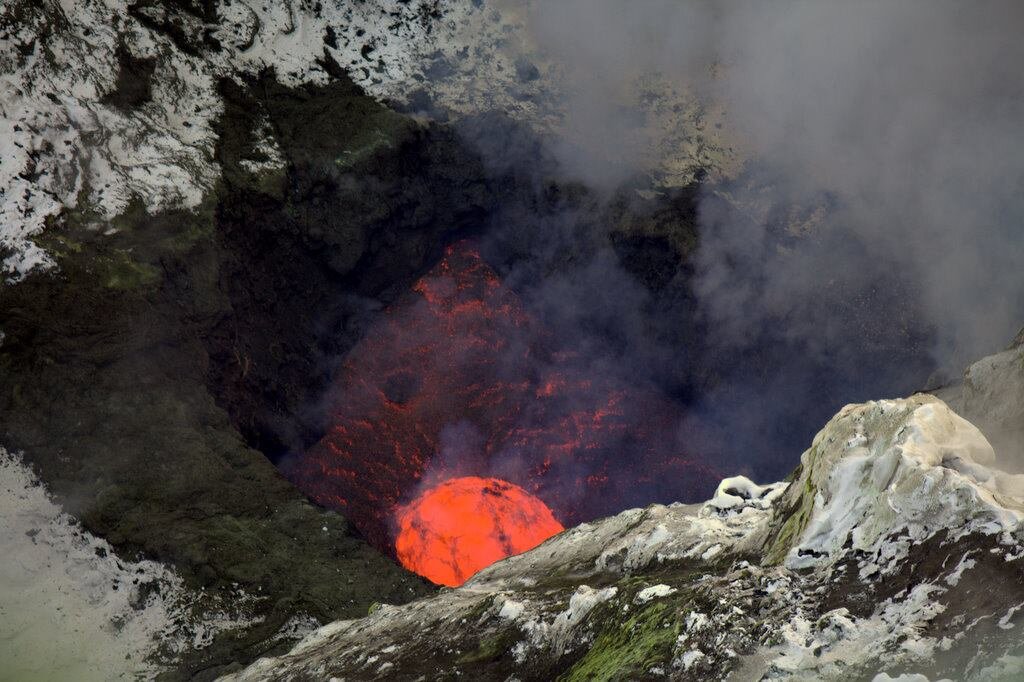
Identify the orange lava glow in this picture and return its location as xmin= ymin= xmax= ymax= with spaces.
xmin=289 ymin=240 xmax=719 ymax=581
xmin=394 ymin=476 xmax=564 ymax=586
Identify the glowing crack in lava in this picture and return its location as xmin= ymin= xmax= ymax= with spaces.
xmin=394 ymin=476 xmax=564 ymax=586
xmin=289 ymin=240 xmax=719 ymax=583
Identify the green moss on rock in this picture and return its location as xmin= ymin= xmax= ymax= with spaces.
xmin=561 ymin=602 xmax=681 ymax=682
xmin=763 ymin=456 xmax=817 ymax=565
xmin=457 ymin=627 xmax=522 ymax=666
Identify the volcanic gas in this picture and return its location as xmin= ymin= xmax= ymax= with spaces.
xmin=289 ymin=241 xmax=718 ymax=585
xmin=394 ymin=476 xmax=563 ymax=587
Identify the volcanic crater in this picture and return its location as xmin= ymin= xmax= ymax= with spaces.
xmin=287 ymin=241 xmax=719 ymax=584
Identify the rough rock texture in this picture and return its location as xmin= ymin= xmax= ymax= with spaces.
xmin=0 ymin=183 xmax=438 ymax=679
xmin=206 ymin=70 xmax=492 ymax=459
xmin=1 ymin=0 xmax=936 ymax=486
xmin=224 ymin=392 xmax=1024 ymax=681
xmin=1 ymin=448 xmax=268 ymax=681
xmin=0 ymin=1 xmax=972 ymax=678
xmin=0 ymin=1 xmax=512 ymax=676
xmin=1 ymin=8 xmax=706 ymax=679
xmin=1 ymin=0 xmax=733 ymax=282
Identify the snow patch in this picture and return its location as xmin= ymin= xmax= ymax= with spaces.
xmin=635 ymin=584 xmax=677 ymax=604
xmin=0 ymin=447 xmax=256 ymax=680
xmin=680 ymin=649 xmax=705 ymax=670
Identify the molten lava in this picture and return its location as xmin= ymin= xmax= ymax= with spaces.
xmin=289 ymin=240 xmax=719 ymax=584
xmin=394 ymin=476 xmax=564 ymax=586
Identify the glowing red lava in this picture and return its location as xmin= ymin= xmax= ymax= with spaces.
xmin=394 ymin=476 xmax=564 ymax=586
xmin=289 ymin=240 xmax=719 ymax=584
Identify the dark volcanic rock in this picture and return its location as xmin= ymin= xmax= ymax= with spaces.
xmin=205 ymin=68 xmax=492 ymax=460
xmin=101 ymin=44 xmax=158 ymax=110
xmin=0 ymin=64 xmax=498 ymax=677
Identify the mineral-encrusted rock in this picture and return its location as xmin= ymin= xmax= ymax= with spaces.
xmin=224 ymin=394 xmax=1024 ymax=681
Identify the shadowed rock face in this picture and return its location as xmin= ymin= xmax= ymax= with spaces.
xmin=4 ymin=5 xmax=648 ymax=677
xmin=101 ymin=45 xmax=158 ymax=110
xmin=204 ymin=68 xmax=494 ymax=463
xmin=0 ymin=4 xmax=621 ymax=674
xmin=0 ymin=19 xmax=500 ymax=676
xmin=0 ymin=83 xmax=455 ymax=678
xmin=959 ymin=331 xmax=1024 ymax=467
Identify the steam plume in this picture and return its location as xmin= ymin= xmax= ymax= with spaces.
xmin=526 ymin=0 xmax=1024 ymax=368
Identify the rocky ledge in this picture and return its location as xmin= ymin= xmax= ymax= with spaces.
xmin=224 ymin=356 xmax=1024 ymax=680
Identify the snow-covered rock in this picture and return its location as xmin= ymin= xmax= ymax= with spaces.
xmin=0 ymin=0 xmax=508 ymax=279
xmin=221 ymin=393 xmax=1024 ymax=681
xmin=1 ymin=0 xmax=726 ymax=281
xmin=0 ymin=448 xmax=260 ymax=680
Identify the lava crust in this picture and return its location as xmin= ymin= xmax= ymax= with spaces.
xmin=290 ymin=242 xmax=719 ymax=578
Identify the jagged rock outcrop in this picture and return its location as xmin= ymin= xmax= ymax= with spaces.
xmin=224 ymin=391 xmax=1024 ymax=681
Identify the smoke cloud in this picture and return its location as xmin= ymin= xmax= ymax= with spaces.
xmin=298 ymin=1 xmax=1024 ymax=518
xmin=525 ymin=0 xmax=1024 ymax=369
